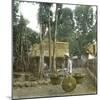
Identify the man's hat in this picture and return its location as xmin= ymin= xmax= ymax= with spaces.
xmin=64 ymin=53 xmax=69 ymax=57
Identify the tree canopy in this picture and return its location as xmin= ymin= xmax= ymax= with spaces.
xmin=13 ymin=1 xmax=97 ymax=72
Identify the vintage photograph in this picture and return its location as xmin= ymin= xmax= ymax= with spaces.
xmin=12 ymin=0 xmax=97 ymax=99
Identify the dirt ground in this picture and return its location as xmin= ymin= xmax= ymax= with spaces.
xmin=13 ymin=68 xmax=97 ymax=99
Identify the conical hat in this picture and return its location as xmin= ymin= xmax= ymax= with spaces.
xmin=64 ymin=53 xmax=69 ymax=57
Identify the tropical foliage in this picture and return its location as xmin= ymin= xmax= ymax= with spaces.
xmin=13 ymin=0 xmax=97 ymax=74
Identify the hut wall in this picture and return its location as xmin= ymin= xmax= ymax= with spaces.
xmin=56 ymin=57 xmax=64 ymax=68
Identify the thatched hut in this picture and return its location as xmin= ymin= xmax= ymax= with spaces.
xmin=29 ymin=41 xmax=69 ymax=75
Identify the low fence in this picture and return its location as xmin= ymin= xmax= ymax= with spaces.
xmin=86 ymin=58 xmax=97 ymax=85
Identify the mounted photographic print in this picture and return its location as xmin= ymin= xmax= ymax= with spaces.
xmin=12 ymin=0 xmax=97 ymax=99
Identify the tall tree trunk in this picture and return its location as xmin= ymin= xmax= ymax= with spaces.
xmin=23 ymin=30 xmax=27 ymax=75
xmin=53 ymin=5 xmax=58 ymax=72
xmin=20 ymin=31 xmax=24 ymax=71
xmin=48 ymin=12 xmax=52 ymax=71
xmin=27 ymin=43 xmax=30 ymax=72
xmin=25 ymin=32 xmax=30 ymax=72
xmin=15 ymin=32 xmax=20 ymax=71
xmin=39 ymin=24 xmax=44 ymax=79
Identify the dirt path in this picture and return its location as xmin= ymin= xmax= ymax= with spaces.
xmin=13 ymin=68 xmax=97 ymax=99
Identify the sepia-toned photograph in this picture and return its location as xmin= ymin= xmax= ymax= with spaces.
xmin=12 ymin=0 xmax=97 ymax=99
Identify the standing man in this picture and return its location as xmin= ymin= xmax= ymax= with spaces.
xmin=63 ymin=53 xmax=72 ymax=75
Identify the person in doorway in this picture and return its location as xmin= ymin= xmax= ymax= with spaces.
xmin=63 ymin=53 xmax=72 ymax=75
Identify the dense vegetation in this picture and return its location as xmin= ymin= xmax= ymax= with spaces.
xmin=13 ymin=0 xmax=97 ymax=76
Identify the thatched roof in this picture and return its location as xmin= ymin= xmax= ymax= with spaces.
xmin=29 ymin=41 xmax=69 ymax=57
xmin=85 ymin=42 xmax=96 ymax=55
